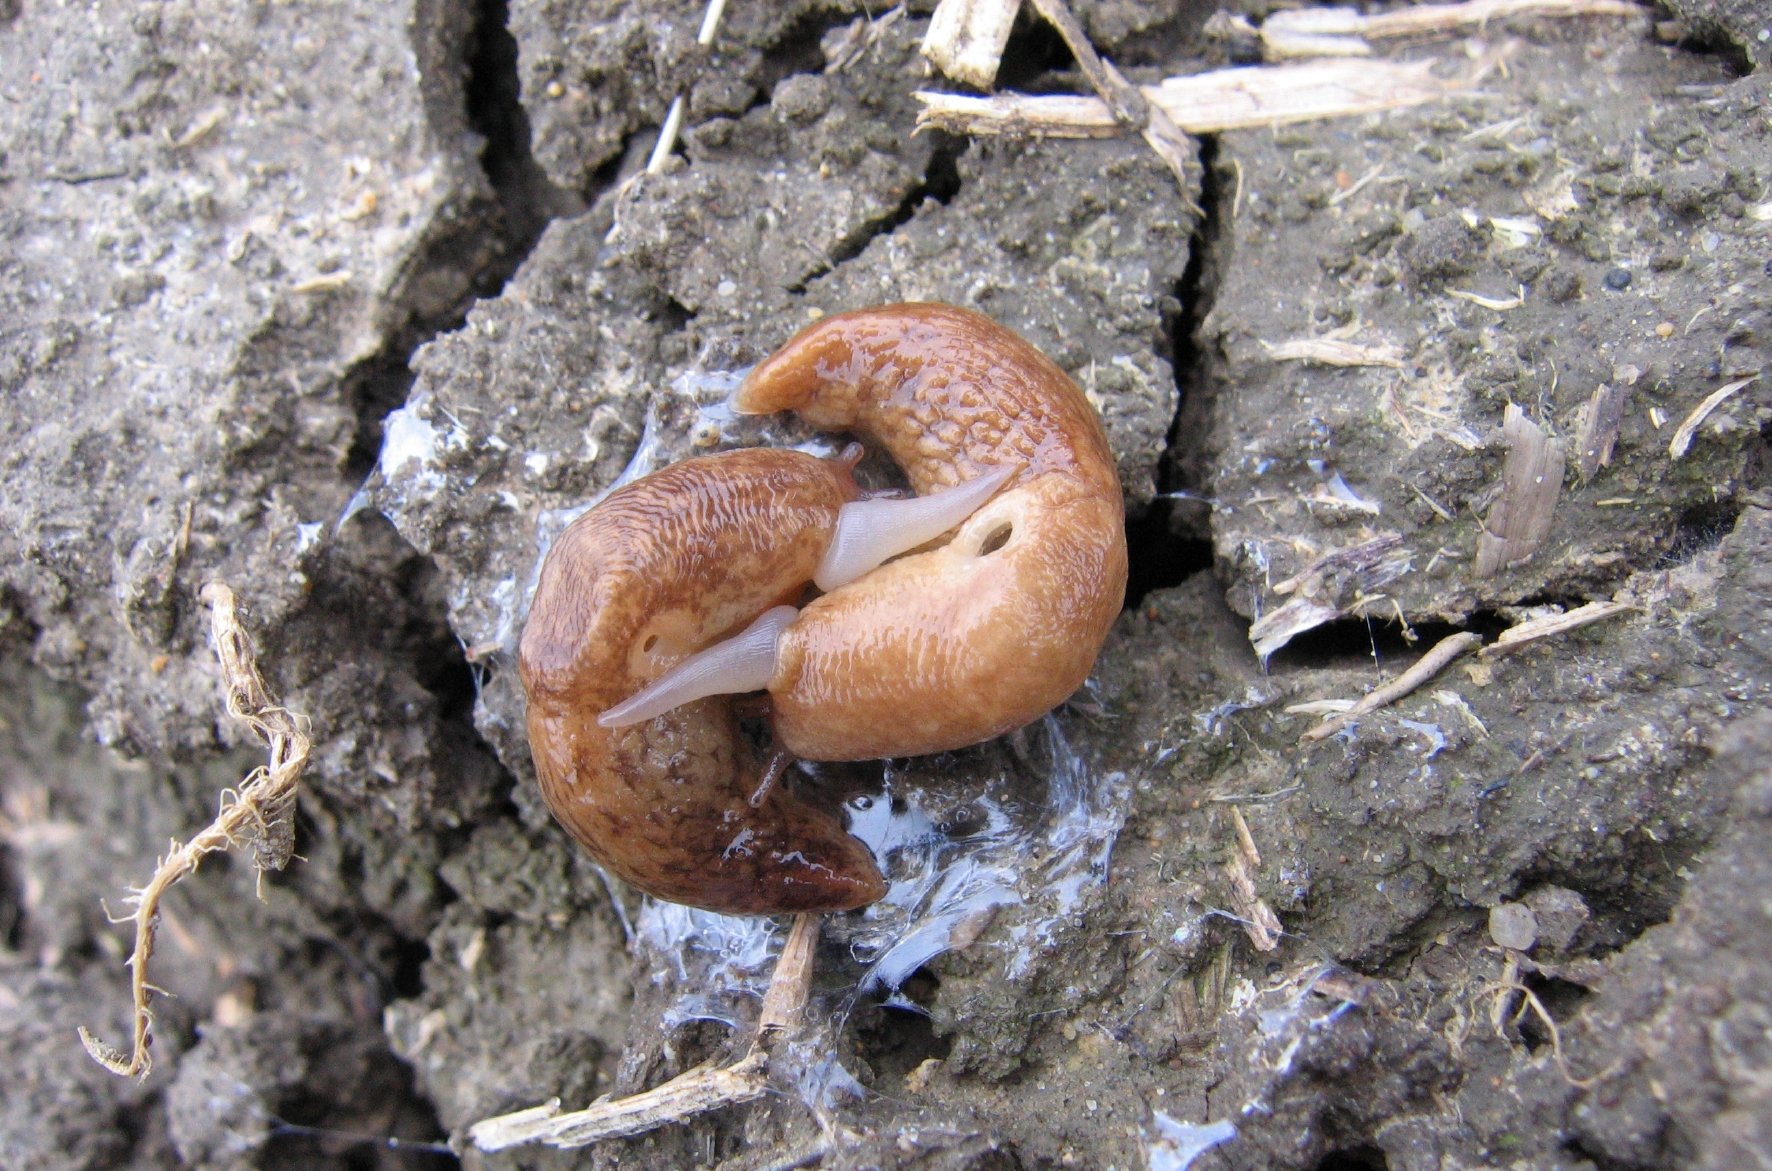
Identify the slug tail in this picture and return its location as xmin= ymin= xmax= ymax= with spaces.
xmin=699 ymin=796 xmax=888 ymax=913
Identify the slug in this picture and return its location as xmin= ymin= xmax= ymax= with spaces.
xmin=519 ymin=447 xmax=883 ymax=912
xmin=520 ymin=444 xmax=1011 ymax=913
xmin=607 ymin=302 xmax=1128 ymax=763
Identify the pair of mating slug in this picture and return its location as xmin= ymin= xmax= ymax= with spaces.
xmin=518 ymin=304 xmax=1127 ymax=914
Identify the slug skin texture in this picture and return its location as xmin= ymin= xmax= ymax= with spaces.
xmin=734 ymin=303 xmax=1128 ymax=762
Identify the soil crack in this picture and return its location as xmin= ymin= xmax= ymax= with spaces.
xmin=1125 ymin=134 xmax=1225 ymax=607
xmin=787 ymin=135 xmax=966 ymax=294
xmin=345 ymin=0 xmax=584 ymax=478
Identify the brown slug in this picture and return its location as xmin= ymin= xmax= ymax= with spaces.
xmin=518 ymin=447 xmax=887 ymax=913
xmin=525 ymin=304 xmax=1125 ymax=913
xmin=520 ymin=442 xmax=1009 ymax=913
xmin=606 ymin=303 xmax=1128 ymax=762
xmin=737 ymin=303 xmax=1128 ymax=760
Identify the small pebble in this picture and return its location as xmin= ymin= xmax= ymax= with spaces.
xmin=1603 ymin=267 xmax=1633 ymax=291
xmin=1655 ymin=321 xmax=1675 ymax=338
xmin=1489 ymin=902 xmax=1539 ymax=952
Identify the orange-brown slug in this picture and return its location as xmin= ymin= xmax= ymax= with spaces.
xmin=607 ymin=303 xmax=1128 ymax=762
xmin=526 ymin=304 xmax=1125 ymax=913
xmin=739 ymin=303 xmax=1128 ymax=760
xmin=518 ymin=447 xmax=886 ymax=913
xmin=520 ymin=442 xmax=1011 ymax=913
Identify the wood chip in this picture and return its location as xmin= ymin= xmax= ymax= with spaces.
xmin=1525 ymin=172 xmax=1581 ymax=220
xmin=1572 ymin=382 xmax=1629 ymax=481
xmin=1248 ymin=598 xmax=1341 ymax=660
xmin=1475 ymin=404 xmax=1566 ymax=577
xmin=1668 ymin=375 xmax=1758 ymax=459
xmin=1152 ymin=58 xmax=1458 ymax=132
xmin=922 ymin=0 xmax=1021 ymax=89
xmin=1270 ymin=532 xmax=1409 ymax=596
xmin=1251 ymin=534 xmax=1413 ymax=659
xmin=1480 ymin=600 xmax=1637 ymax=658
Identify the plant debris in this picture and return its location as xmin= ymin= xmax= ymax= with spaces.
xmin=1475 ymin=404 xmax=1567 ymax=577
xmin=1261 ymin=336 xmax=1407 ymax=369
xmin=917 ymin=58 xmax=1461 ymax=138
xmin=1243 ymin=0 xmax=1645 ymax=61
xmin=1298 ymin=631 xmax=1484 ymax=742
xmin=1479 ymin=599 xmax=1638 ymax=658
xmin=1573 ymin=382 xmax=1630 ymax=481
xmin=1248 ymin=533 xmax=1413 ymax=658
xmin=921 ymin=0 xmax=1019 ymax=89
xmin=468 ymin=914 xmax=822 ymax=1151
xmin=79 ymin=583 xmax=312 ymax=1080
xmin=1668 ymin=375 xmax=1759 ymax=460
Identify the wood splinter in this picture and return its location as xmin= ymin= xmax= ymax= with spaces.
xmin=468 ymin=913 xmax=823 ymax=1151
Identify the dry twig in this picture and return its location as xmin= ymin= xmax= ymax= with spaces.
xmin=470 ymin=913 xmax=822 ymax=1151
xmin=1024 ymin=0 xmax=1197 ymax=193
xmin=647 ymin=0 xmax=729 ymax=174
xmin=1219 ymin=804 xmax=1282 ymax=953
xmin=917 ymin=58 xmax=1458 ymax=138
xmin=1299 ymin=631 xmax=1483 ymax=742
xmin=1262 ymin=336 xmax=1407 ymax=369
xmin=1257 ymin=0 xmax=1643 ymax=59
xmin=1668 ymin=374 xmax=1758 ymax=460
xmin=80 ymin=582 xmax=312 ymax=1079
xmin=1222 ymin=850 xmax=1283 ymax=952
xmin=1479 ymin=600 xmax=1636 ymax=658
xmin=1228 ymin=805 xmax=1262 ymax=869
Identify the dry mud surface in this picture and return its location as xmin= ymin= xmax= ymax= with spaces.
xmin=2 ymin=2 xmax=1769 ymax=1169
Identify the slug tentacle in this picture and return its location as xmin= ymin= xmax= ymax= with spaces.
xmin=519 ymin=448 xmax=885 ymax=913
xmin=816 ymin=463 xmax=1016 ymax=590
xmin=732 ymin=303 xmax=1128 ymax=763
xmin=598 ymin=604 xmax=797 ymax=729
